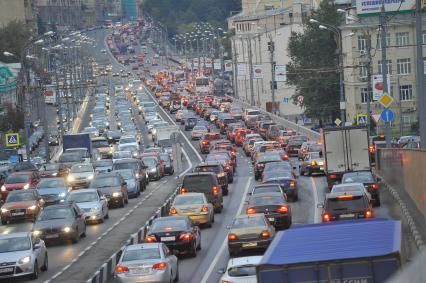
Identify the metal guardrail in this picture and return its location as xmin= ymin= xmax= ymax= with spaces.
xmin=86 ymin=188 xmax=179 ymax=283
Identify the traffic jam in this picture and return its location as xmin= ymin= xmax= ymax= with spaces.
xmin=0 ymin=22 xmax=402 ymax=283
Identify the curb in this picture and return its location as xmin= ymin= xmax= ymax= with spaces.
xmin=375 ymin=172 xmax=425 ymax=250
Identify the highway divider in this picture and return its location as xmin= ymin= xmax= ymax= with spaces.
xmin=85 ymin=187 xmax=179 ymax=283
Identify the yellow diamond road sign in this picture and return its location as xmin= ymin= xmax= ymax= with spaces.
xmin=335 ymin=118 xmax=342 ymax=126
xmin=378 ymin=93 xmax=393 ymax=108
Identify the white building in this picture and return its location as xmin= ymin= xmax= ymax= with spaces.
xmin=228 ymin=2 xmax=313 ymax=119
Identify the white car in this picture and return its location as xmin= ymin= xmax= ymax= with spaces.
xmin=119 ymin=135 xmax=139 ymax=149
xmin=66 ymin=189 xmax=109 ymax=223
xmin=67 ymin=163 xmax=95 ymax=188
xmin=82 ymin=126 xmax=99 ymax=138
xmin=219 ymin=256 xmax=262 ymax=283
xmin=114 ymin=85 xmax=124 ymax=92
xmin=0 ymin=232 xmax=48 ymax=279
xmin=146 ymin=119 xmax=162 ymax=132
xmin=112 ymin=151 xmax=133 ymax=163
xmin=175 ymin=109 xmax=189 ymax=121
xmin=145 ymin=112 xmax=159 ymax=123
xmin=191 ymin=125 xmax=209 ymax=140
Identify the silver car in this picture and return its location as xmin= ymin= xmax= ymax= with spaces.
xmin=66 ymin=189 xmax=109 ymax=223
xmin=115 ymin=243 xmax=178 ymax=283
xmin=67 ymin=163 xmax=95 ymax=188
xmin=0 ymin=232 xmax=48 ymax=279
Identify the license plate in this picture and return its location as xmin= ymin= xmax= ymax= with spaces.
xmin=340 ymin=213 xmax=355 ymax=219
xmin=268 ymin=217 xmax=275 ymax=222
xmin=0 ymin=267 xmax=13 ymax=273
xmin=11 ymin=212 xmax=25 ymax=216
xmin=45 ymin=234 xmax=59 ymax=239
xmin=242 ymin=242 xmax=258 ymax=248
xmin=130 ymin=267 xmax=149 ymax=274
xmin=161 ymin=236 xmax=175 ymax=242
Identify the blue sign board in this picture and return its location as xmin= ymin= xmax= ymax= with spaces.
xmin=5 ymin=133 xmax=20 ymax=147
xmin=381 ymin=108 xmax=394 ymax=122
xmin=356 ymin=114 xmax=367 ymax=125
xmin=283 ymin=97 xmax=289 ymax=104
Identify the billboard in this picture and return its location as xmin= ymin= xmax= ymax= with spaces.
xmin=224 ymin=60 xmax=233 ymax=72
xmin=357 ymin=0 xmax=415 ymax=16
xmin=274 ymin=65 xmax=286 ymax=82
xmin=372 ymin=74 xmax=390 ymax=101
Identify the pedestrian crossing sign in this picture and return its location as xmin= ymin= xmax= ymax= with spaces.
xmin=356 ymin=114 xmax=367 ymax=125
xmin=5 ymin=133 xmax=20 ymax=147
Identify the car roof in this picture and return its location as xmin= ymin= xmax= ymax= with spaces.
xmin=251 ymin=192 xmax=285 ymax=198
xmin=332 ymin=183 xmax=364 ymax=189
xmin=227 ymin=256 xmax=263 ymax=268
xmin=184 ymin=172 xmax=215 ymax=177
xmin=175 ymin=192 xmax=204 ymax=197
xmin=125 ymin=243 xmax=161 ymax=251
xmin=69 ymin=188 xmax=98 ymax=194
xmin=0 ymin=232 xmax=30 ymax=240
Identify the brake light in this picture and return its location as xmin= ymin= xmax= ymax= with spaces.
xmin=289 ymin=181 xmax=296 ymax=187
xmin=179 ymin=187 xmax=187 ymax=194
xmin=152 ymin=262 xmax=167 ymax=270
xmin=179 ymin=232 xmax=193 ymax=241
xmin=260 ymin=231 xmax=270 ymax=238
xmin=322 ymin=213 xmax=331 ymax=222
xmin=115 ymin=266 xmax=129 ymax=273
xmin=202 ymin=141 xmax=209 ymax=145
xmin=276 ymin=206 xmax=288 ymax=213
xmin=224 ymin=166 xmax=231 ymax=171
xmin=365 ymin=210 xmax=373 ymax=218
xmin=246 ymin=207 xmax=256 ymax=214
xmin=200 ymin=206 xmax=209 ymax=212
xmin=221 ymin=281 xmax=233 ymax=283
xmin=170 ymin=207 xmax=177 ymax=215
xmin=369 ymin=144 xmax=375 ymax=153
xmin=145 ymin=235 xmax=157 ymax=242
xmin=337 ymin=195 xmax=353 ymax=199
xmin=281 ymin=154 xmax=288 ymax=159
xmin=213 ymin=185 xmax=219 ymax=196
xmin=369 ymin=184 xmax=379 ymax=189
xmin=228 ymin=233 xmax=238 ymax=241
xmin=329 ymin=174 xmax=337 ymax=179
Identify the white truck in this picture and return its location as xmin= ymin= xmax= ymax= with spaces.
xmin=154 ymin=125 xmax=180 ymax=147
xmin=321 ymin=126 xmax=371 ymax=189
xmin=44 ymin=85 xmax=57 ymax=105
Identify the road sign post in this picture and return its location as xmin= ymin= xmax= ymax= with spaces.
xmin=381 ymin=108 xmax=394 ymax=123
xmin=5 ymin=133 xmax=20 ymax=147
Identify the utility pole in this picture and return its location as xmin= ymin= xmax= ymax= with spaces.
xmin=268 ymin=38 xmax=276 ymax=114
xmin=415 ymin=0 xmax=426 ymax=149
xmin=366 ymin=33 xmax=372 ymax=134
xmin=380 ymin=5 xmax=391 ymax=147
xmin=231 ymin=37 xmax=239 ymax=99
xmin=247 ymin=38 xmax=255 ymax=106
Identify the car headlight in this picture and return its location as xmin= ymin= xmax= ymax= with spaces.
xmin=149 ymin=168 xmax=156 ymax=172
xmin=62 ymin=226 xmax=72 ymax=233
xmin=91 ymin=207 xmax=99 ymax=212
xmin=52 ymin=172 xmax=58 ymax=176
xmin=67 ymin=175 xmax=75 ymax=182
xmin=87 ymin=175 xmax=94 ymax=180
xmin=0 ymin=185 xmax=5 ymax=192
xmin=58 ymin=192 xmax=66 ymax=198
xmin=18 ymin=256 xmax=31 ymax=264
xmin=112 ymin=192 xmax=122 ymax=197
xmin=1 ymin=208 xmax=8 ymax=213
xmin=135 ymin=173 xmax=140 ymax=178
xmin=23 ymin=183 xmax=30 ymax=190
xmin=132 ymin=152 xmax=138 ymax=157
xmin=28 ymin=205 xmax=37 ymax=210
xmin=33 ymin=230 xmax=42 ymax=236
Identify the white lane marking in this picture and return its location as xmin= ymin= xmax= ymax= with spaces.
xmin=43 ymin=180 xmax=167 ymax=283
xmin=310 ymin=177 xmax=321 ymax=223
xmin=200 ymin=177 xmax=253 ymax=283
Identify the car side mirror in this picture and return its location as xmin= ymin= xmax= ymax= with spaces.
xmin=247 ymin=192 xmax=252 ymax=196
xmin=122 ymin=182 xmax=127 ymax=186
xmin=217 ymin=268 xmax=225 ymax=274
xmin=33 ymin=243 xmax=41 ymax=250
xmin=100 ymin=195 xmax=106 ymax=200
xmin=317 ymin=203 xmax=324 ymax=209
xmin=142 ymin=165 xmax=148 ymax=169
xmin=376 ymin=177 xmax=382 ymax=182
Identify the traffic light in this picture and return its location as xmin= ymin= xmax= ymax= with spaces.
xmin=267 ymin=41 xmax=275 ymax=52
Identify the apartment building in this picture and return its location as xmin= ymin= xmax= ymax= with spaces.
xmin=37 ymin=0 xmax=84 ymax=29
xmin=0 ymin=0 xmax=35 ymax=29
xmin=340 ymin=8 xmax=425 ymax=134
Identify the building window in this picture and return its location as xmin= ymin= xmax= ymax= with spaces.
xmin=396 ymin=32 xmax=409 ymax=46
xmin=359 ymin=64 xmax=368 ymax=78
xmin=397 ymin=58 xmax=411 ymax=74
xmin=361 ymin=88 xmax=373 ymax=104
xmin=377 ymin=33 xmax=391 ymax=49
xmin=358 ymin=36 xmax=367 ymax=51
xmin=402 ymin=115 xmax=411 ymax=125
xmin=399 ymin=85 xmax=413 ymax=101
xmin=423 ymin=31 xmax=426 ymax=44
xmin=378 ymin=60 xmax=392 ymax=75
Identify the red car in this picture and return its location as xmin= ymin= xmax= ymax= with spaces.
xmin=235 ymin=129 xmax=253 ymax=146
xmin=1 ymin=171 xmax=40 ymax=200
xmin=199 ymin=133 xmax=221 ymax=154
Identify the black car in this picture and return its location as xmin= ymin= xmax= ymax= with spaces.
xmin=261 ymin=170 xmax=298 ymax=201
xmin=185 ymin=117 xmax=198 ymax=131
xmin=89 ymin=173 xmax=129 ymax=208
xmin=144 ymin=216 xmax=201 ymax=256
xmin=32 ymin=202 xmax=86 ymax=243
xmin=246 ymin=192 xmax=292 ymax=230
xmin=253 ymin=154 xmax=282 ymax=180
xmin=159 ymin=153 xmax=174 ymax=175
xmin=105 ymin=130 xmax=122 ymax=144
xmin=341 ymin=171 xmax=381 ymax=206
xmin=193 ymin=162 xmax=229 ymax=195
xmin=319 ymin=191 xmax=373 ymax=222
xmin=112 ymin=158 xmax=148 ymax=191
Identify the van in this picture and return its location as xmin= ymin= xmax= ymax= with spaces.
xmin=180 ymin=172 xmax=223 ymax=213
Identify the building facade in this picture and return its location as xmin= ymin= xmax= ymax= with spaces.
xmin=340 ymin=7 xmax=425 ymax=135
xmin=0 ymin=0 xmax=35 ymax=29
xmin=36 ymin=0 xmax=84 ymax=29
xmin=228 ymin=1 xmax=313 ymax=119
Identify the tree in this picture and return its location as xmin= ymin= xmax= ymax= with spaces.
xmin=286 ymin=0 xmax=340 ymax=122
xmin=0 ymin=20 xmax=32 ymax=63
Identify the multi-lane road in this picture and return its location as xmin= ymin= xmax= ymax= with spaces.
xmin=0 ymin=27 xmax=417 ymax=283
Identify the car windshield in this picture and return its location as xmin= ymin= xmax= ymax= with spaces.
xmin=264 ymin=163 xmax=291 ymax=173
xmin=113 ymin=162 xmax=137 ymax=170
xmin=232 ymin=216 xmax=265 ymax=228
xmin=120 ymin=145 xmax=138 ymax=152
xmin=6 ymin=191 xmax=35 ymax=202
xmin=71 ymin=164 xmax=92 ymax=173
xmin=193 ymin=126 xmax=207 ymax=131
xmin=122 ymin=248 xmax=161 ymax=261
xmin=116 ymin=170 xmax=134 ymax=179
xmin=121 ymin=138 xmax=136 ymax=144
xmin=151 ymin=218 xmax=188 ymax=232
xmin=6 ymin=175 xmax=29 ymax=183
xmin=227 ymin=265 xmax=257 ymax=277
xmin=183 ymin=175 xmax=213 ymax=190
xmin=142 ymin=157 xmax=157 ymax=166
xmin=92 ymin=140 xmax=109 ymax=147
xmin=38 ymin=207 xmax=74 ymax=220
xmin=174 ymin=195 xmax=204 ymax=205
xmin=113 ymin=151 xmax=132 ymax=159
xmin=326 ymin=196 xmax=366 ymax=212
xmin=253 ymin=186 xmax=282 ymax=194
xmin=41 ymin=164 xmax=59 ymax=171
xmin=0 ymin=237 xmax=31 ymax=253
xmin=257 ymin=155 xmax=282 ymax=163
xmin=250 ymin=195 xmax=283 ymax=206
xmin=263 ymin=171 xmax=293 ymax=179
xmin=93 ymin=160 xmax=112 ymax=167
xmin=59 ymin=154 xmax=81 ymax=162
xmin=194 ymin=166 xmax=220 ymax=174
xmin=91 ymin=177 xmax=121 ymax=187
xmin=342 ymin=173 xmax=374 ymax=183
xmin=38 ymin=179 xmax=65 ymax=188
xmin=67 ymin=192 xmax=98 ymax=203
